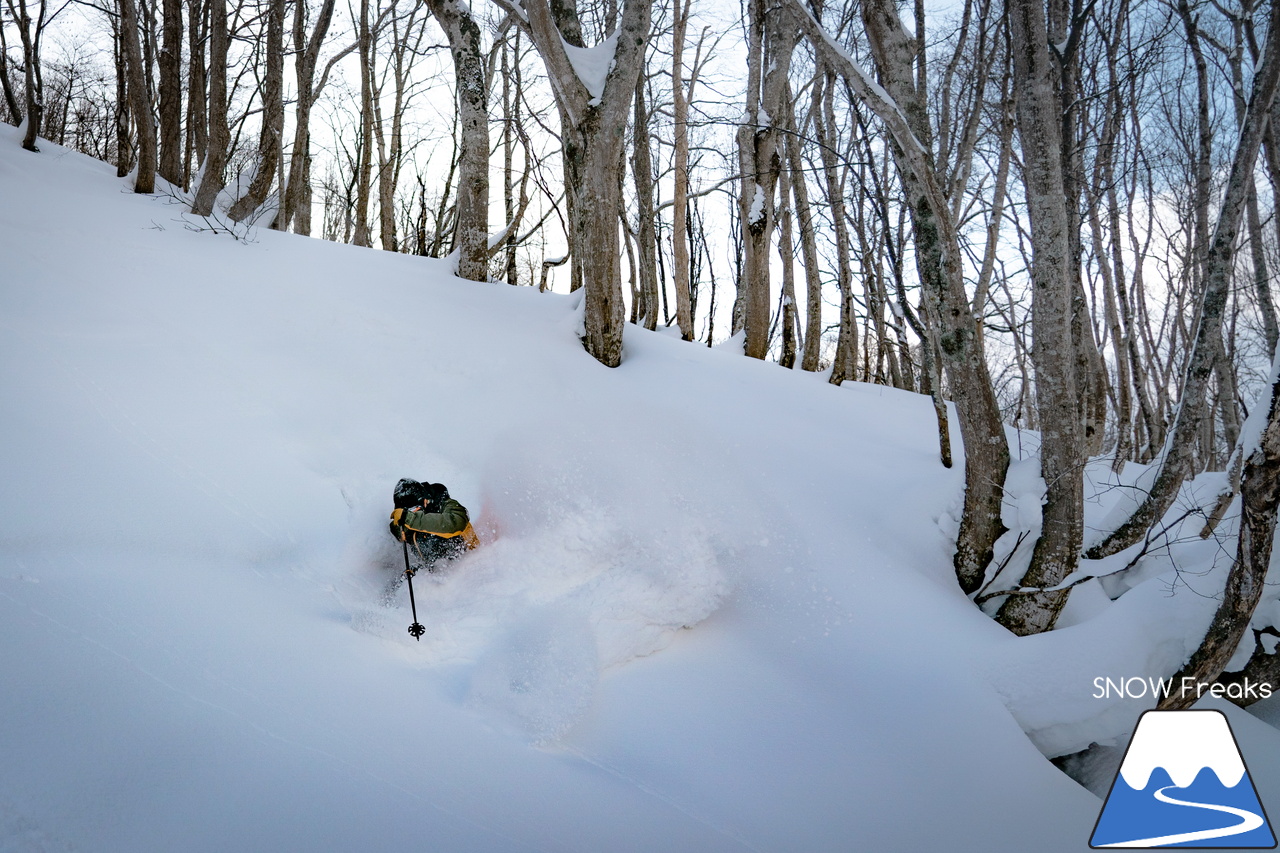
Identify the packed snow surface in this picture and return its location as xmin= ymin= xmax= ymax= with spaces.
xmin=3 ymin=124 xmax=1280 ymax=852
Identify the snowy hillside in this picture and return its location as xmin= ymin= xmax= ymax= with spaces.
xmin=2 ymin=125 xmax=1277 ymax=852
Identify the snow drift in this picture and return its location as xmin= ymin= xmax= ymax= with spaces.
xmin=3 ymin=123 xmax=1280 ymax=852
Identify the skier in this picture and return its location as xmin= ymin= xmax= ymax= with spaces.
xmin=389 ymin=478 xmax=479 ymax=573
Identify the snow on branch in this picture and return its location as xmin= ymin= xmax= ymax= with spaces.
xmin=560 ymin=30 xmax=618 ymax=104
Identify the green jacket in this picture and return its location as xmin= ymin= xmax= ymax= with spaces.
xmin=401 ymin=498 xmax=470 ymax=536
xmin=394 ymin=498 xmax=479 ymax=549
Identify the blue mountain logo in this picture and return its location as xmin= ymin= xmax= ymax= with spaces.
xmin=1091 ymin=709 xmax=1276 ymax=848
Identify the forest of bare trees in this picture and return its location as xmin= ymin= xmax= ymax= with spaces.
xmin=4 ymin=0 xmax=1280 ymax=702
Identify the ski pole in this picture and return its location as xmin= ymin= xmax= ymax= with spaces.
xmin=402 ymin=538 xmax=426 ymax=640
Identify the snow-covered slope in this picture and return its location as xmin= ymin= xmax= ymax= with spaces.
xmin=0 ymin=126 xmax=1271 ymax=852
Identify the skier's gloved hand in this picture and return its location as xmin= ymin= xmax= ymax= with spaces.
xmin=389 ymin=508 xmax=408 ymax=542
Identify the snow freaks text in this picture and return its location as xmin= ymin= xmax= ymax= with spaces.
xmin=1093 ymin=677 xmax=1274 ymax=703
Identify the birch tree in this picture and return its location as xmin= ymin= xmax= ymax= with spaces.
xmin=118 ymin=0 xmax=155 ymax=191
xmin=157 ymin=0 xmax=182 ymax=184
xmin=736 ymin=0 xmax=799 ymax=360
xmin=993 ymin=0 xmax=1083 ymax=636
xmin=191 ymin=0 xmax=228 ymax=215
xmin=493 ymin=0 xmax=653 ymax=367
xmin=426 ymin=0 xmax=489 ymax=280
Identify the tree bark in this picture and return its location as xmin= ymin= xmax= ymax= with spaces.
xmin=994 ymin=0 xmax=1083 ymax=636
xmin=352 ymin=0 xmax=375 ymax=246
xmin=191 ymin=0 xmax=227 ymax=215
xmin=112 ymin=15 xmax=133 ymax=176
xmin=428 ymin=0 xmax=489 ymax=278
xmin=157 ymin=0 xmax=183 ymax=184
xmin=670 ymin=0 xmax=695 ymax=339
xmin=736 ymin=0 xmax=798 ymax=360
xmin=632 ymin=76 xmax=659 ymax=328
xmin=0 ymin=21 xmax=22 ymax=125
xmin=10 ymin=0 xmax=45 ymax=152
xmin=281 ymin=0 xmax=340 ymax=235
xmin=119 ymin=0 xmax=157 ymax=192
xmin=786 ymin=83 xmax=824 ymax=373
xmin=498 ymin=0 xmax=652 ymax=367
xmin=185 ymin=0 xmax=207 ymax=187
xmin=813 ymin=73 xmax=857 ymax=383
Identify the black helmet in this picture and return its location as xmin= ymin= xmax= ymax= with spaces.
xmin=393 ymin=478 xmax=426 ymax=509
xmin=420 ymin=482 xmax=449 ymax=510
xmin=393 ymin=478 xmax=449 ymax=510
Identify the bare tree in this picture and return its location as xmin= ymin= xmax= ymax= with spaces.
xmin=191 ymin=0 xmax=227 ymax=215
xmin=736 ymin=0 xmax=799 ymax=360
xmin=118 ymin=0 xmax=156 ymax=191
xmin=1160 ymin=351 xmax=1280 ymax=710
xmin=493 ymin=0 xmax=653 ymax=367
xmin=669 ymin=0 xmax=694 ymax=339
xmin=6 ymin=0 xmax=48 ymax=151
xmin=279 ymin=0 xmax=349 ymax=234
xmin=226 ymin=0 xmax=285 ymax=222
xmin=992 ymin=0 xmax=1083 ymax=636
xmin=789 ymin=0 xmax=1011 ymax=593
xmin=426 ymin=0 xmax=489 ymax=279
xmin=157 ymin=0 xmax=182 ymax=184
xmin=1087 ymin=0 xmax=1280 ymax=561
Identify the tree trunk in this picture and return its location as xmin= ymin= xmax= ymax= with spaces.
xmin=808 ymin=0 xmax=1009 ymax=590
xmin=0 ymin=22 xmax=22 ymax=126
xmin=427 ymin=0 xmax=488 ymax=278
xmin=185 ymin=0 xmax=207 ymax=187
xmin=736 ymin=0 xmax=798 ymax=361
xmin=352 ymin=0 xmax=375 ymax=246
xmin=814 ymin=73 xmax=856 ymax=383
xmin=119 ymin=0 xmax=157 ymax=192
xmin=191 ymin=0 xmax=227 ymax=215
xmin=500 ymin=0 xmax=652 ymax=366
xmin=792 ymin=0 xmax=1008 ymax=591
xmin=670 ymin=0 xmax=694 ymax=340
xmin=786 ymin=80 xmax=823 ymax=373
xmin=158 ymin=0 xmax=183 ymax=185
xmin=777 ymin=150 xmax=800 ymax=368
xmin=632 ymin=77 xmax=659 ymax=329
xmin=994 ymin=0 xmax=1083 ymax=636
xmin=281 ymin=0 xmax=338 ymax=235
xmin=1247 ymin=180 xmax=1279 ymax=361
xmin=227 ymin=0 xmax=284 ymax=222
xmin=112 ymin=16 xmax=133 ymax=176
xmin=13 ymin=0 xmax=45 ymax=152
